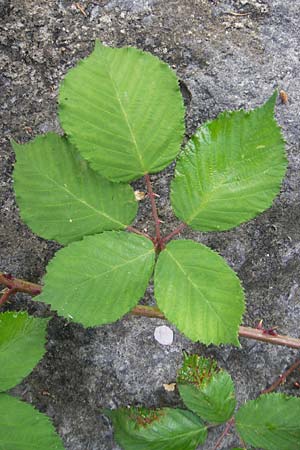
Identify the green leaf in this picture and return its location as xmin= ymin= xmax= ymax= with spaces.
xmin=177 ymin=353 xmax=236 ymax=423
xmin=13 ymin=133 xmax=137 ymax=245
xmin=59 ymin=41 xmax=185 ymax=182
xmin=171 ymin=93 xmax=287 ymax=231
xmin=178 ymin=373 xmax=236 ymax=424
xmin=154 ymin=239 xmax=245 ymax=345
xmin=0 ymin=393 xmax=64 ymax=449
xmin=105 ymin=407 xmax=207 ymax=450
xmin=37 ymin=231 xmax=155 ymax=327
xmin=179 ymin=373 xmax=236 ymax=424
xmin=0 ymin=312 xmax=48 ymax=391
xmin=235 ymin=393 xmax=300 ymax=450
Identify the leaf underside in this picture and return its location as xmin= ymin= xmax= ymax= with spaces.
xmin=13 ymin=133 xmax=137 ymax=245
xmin=171 ymin=92 xmax=287 ymax=231
xmin=235 ymin=393 xmax=300 ymax=450
xmin=178 ymin=370 xmax=236 ymax=424
xmin=0 ymin=394 xmax=64 ymax=449
xmin=154 ymin=239 xmax=245 ymax=345
xmin=37 ymin=232 xmax=155 ymax=327
xmin=59 ymin=41 xmax=185 ymax=182
xmin=106 ymin=407 xmax=207 ymax=450
xmin=0 ymin=312 xmax=48 ymax=392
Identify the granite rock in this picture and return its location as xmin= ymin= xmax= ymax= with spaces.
xmin=1 ymin=1 xmax=300 ymax=448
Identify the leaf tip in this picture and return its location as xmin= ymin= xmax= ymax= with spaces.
xmin=264 ymin=90 xmax=278 ymax=112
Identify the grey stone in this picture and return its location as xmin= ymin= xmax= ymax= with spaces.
xmin=1 ymin=0 xmax=300 ymax=449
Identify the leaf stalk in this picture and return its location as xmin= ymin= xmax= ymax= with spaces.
xmin=213 ymin=417 xmax=235 ymax=450
xmin=161 ymin=222 xmax=187 ymax=245
xmin=144 ymin=174 xmax=164 ymax=251
xmin=126 ymin=226 xmax=155 ymax=242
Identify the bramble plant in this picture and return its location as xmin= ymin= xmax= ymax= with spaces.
xmin=106 ymin=353 xmax=300 ymax=450
xmin=12 ymin=41 xmax=287 ymax=346
xmin=1 ymin=41 xmax=299 ymax=449
xmin=0 ymin=311 xmax=64 ymax=449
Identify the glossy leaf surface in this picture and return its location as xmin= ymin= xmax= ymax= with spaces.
xmin=154 ymin=240 xmax=244 ymax=345
xmin=0 ymin=312 xmax=48 ymax=391
xmin=235 ymin=393 xmax=300 ymax=450
xmin=13 ymin=133 xmax=137 ymax=244
xmin=59 ymin=41 xmax=185 ymax=182
xmin=171 ymin=93 xmax=287 ymax=231
xmin=106 ymin=407 xmax=207 ymax=450
xmin=178 ymin=371 xmax=236 ymax=423
xmin=38 ymin=232 xmax=155 ymax=327
xmin=0 ymin=394 xmax=64 ymax=449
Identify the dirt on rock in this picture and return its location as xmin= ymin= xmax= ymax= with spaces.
xmin=1 ymin=1 xmax=300 ymax=449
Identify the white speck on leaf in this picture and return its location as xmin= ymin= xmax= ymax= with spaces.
xmin=154 ymin=325 xmax=174 ymax=345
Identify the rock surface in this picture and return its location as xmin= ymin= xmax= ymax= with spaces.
xmin=1 ymin=0 xmax=300 ymax=449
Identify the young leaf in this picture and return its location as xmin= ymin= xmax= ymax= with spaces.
xmin=171 ymin=93 xmax=287 ymax=231
xmin=13 ymin=133 xmax=137 ymax=245
xmin=59 ymin=41 xmax=185 ymax=182
xmin=0 ymin=312 xmax=48 ymax=391
xmin=0 ymin=393 xmax=64 ymax=449
xmin=235 ymin=393 xmax=300 ymax=450
xmin=105 ymin=407 xmax=207 ymax=450
xmin=37 ymin=231 xmax=155 ymax=327
xmin=154 ymin=240 xmax=245 ymax=345
xmin=177 ymin=354 xmax=236 ymax=423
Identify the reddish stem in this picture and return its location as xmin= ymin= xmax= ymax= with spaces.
xmin=131 ymin=305 xmax=165 ymax=319
xmin=161 ymin=223 xmax=187 ymax=245
xmin=238 ymin=326 xmax=300 ymax=349
xmin=0 ymin=273 xmax=41 ymax=302
xmin=1 ymin=273 xmax=300 ymax=350
xmin=213 ymin=417 xmax=235 ymax=450
xmin=0 ymin=287 xmax=17 ymax=305
xmin=144 ymin=174 xmax=162 ymax=249
xmin=127 ymin=226 xmax=154 ymax=242
xmin=261 ymin=358 xmax=300 ymax=395
xmin=132 ymin=306 xmax=300 ymax=349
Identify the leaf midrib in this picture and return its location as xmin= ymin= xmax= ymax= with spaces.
xmin=62 ymin=247 xmax=155 ymax=290
xmin=237 ymin=421 xmax=297 ymax=434
xmin=104 ymin=59 xmax=146 ymax=174
xmin=42 ymin=173 xmax=126 ymax=228
xmin=165 ymin=248 xmax=226 ymax=328
xmin=185 ymin=163 xmax=277 ymax=224
xmin=136 ymin=424 xmax=205 ymax=445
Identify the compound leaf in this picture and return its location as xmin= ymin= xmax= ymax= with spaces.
xmin=37 ymin=232 xmax=155 ymax=327
xmin=59 ymin=41 xmax=185 ymax=182
xmin=0 ymin=394 xmax=64 ymax=449
xmin=171 ymin=93 xmax=287 ymax=231
xmin=154 ymin=240 xmax=244 ymax=345
xmin=13 ymin=133 xmax=137 ymax=245
xmin=235 ymin=393 xmax=300 ymax=450
xmin=106 ymin=407 xmax=207 ymax=450
xmin=177 ymin=354 xmax=236 ymax=423
xmin=0 ymin=312 xmax=48 ymax=391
